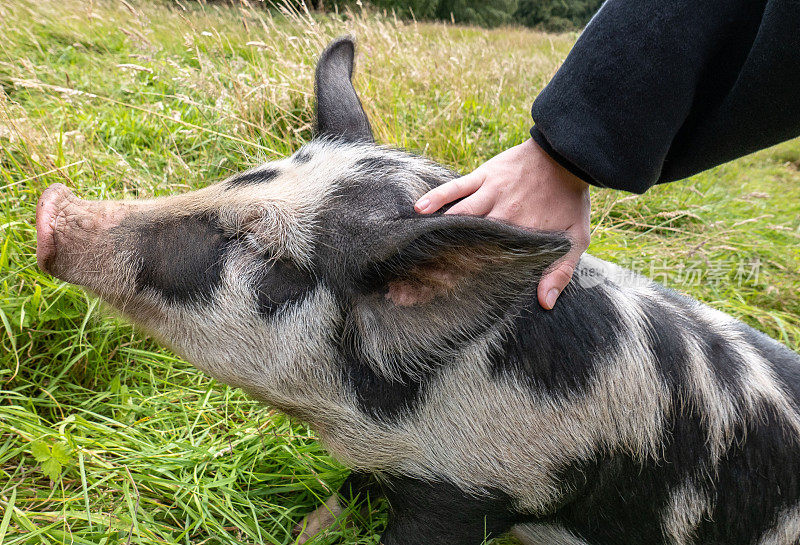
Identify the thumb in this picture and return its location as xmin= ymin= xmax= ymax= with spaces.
xmin=537 ymin=250 xmax=582 ymax=310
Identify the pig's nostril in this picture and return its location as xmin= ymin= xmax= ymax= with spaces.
xmin=35 ymin=183 xmax=74 ymax=274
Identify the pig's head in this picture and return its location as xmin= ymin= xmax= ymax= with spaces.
xmin=35 ymin=37 xmax=570 ymax=421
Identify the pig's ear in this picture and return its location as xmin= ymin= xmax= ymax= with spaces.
xmin=344 ymin=214 xmax=570 ymax=364
xmin=314 ymin=36 xmax=374 ymax=143
xmin=356 ymin=214 xmax=571 ymax=308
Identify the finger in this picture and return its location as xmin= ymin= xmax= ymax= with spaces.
xmin=538 ymin=212 xmax=591 ymax=309
xmin=415 ymin=170 xmax=485 ymax=214
xmin=444 ymin=188 xmax=497 ymax=217
xmin=538 ymin=254 xmax=580 ymax=310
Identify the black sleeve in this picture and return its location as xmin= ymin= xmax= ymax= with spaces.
xmin=530 ymin=0 xmax=800 ymax=194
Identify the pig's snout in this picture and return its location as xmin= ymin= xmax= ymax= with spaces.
xmin=35 ymin=183 xmax=129 ymax=288
xmin=36 ymin=183 xmax=74 ymax=275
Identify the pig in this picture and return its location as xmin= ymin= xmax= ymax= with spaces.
xmin=35 ymin=37 xmax=800 ymax=545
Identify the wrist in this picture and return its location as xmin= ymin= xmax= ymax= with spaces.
xmin=524 ymin=138 xmax=590 ymax=194
xmin=528 ymin=127 xmax=596 ymax=189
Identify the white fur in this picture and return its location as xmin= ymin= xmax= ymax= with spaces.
xmin=661 ymin=478 xmax=712 ymax=545
xmin=759 ymin=503 xmax=800 ymax=545
xmin=511 ymin=523 xmax=590 ymax=545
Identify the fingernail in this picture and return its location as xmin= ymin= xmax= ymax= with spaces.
xmin=545 ymin=288 xmax=559 ymax=309
xmin=415 ymin=197 xmax=430 ymax=212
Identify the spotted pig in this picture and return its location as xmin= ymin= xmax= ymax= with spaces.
xmin=35 ymin=37 xmax=800 ymax=545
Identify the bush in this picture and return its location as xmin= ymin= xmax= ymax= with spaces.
xmin=515 ymin=0 xmax=604 ymax=31
xmin=371 ymin=0 xmax=518 ymax=27
xmin=352 ymin=0 xmax=604 ymax=30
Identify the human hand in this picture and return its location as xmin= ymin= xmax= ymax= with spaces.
xmin=414 ymin=138 xmax=591 ymax=309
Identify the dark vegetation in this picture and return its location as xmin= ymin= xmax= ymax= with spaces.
xmin=241 ymin=0 xmax=604 ymax=30
xmin=369 ymin=0 xmax=604 ymax=30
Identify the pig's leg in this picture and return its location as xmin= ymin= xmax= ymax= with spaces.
xmin=294 ymin=494 xmax=342 ymax=544
xmin=294 ymin=471 xmax=381 ymax=543
xmin=380 ymin=477 xmax=517 ymax=545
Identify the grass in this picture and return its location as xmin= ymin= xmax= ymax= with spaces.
xmin=0 ymin=0 xmax=798 ymax=543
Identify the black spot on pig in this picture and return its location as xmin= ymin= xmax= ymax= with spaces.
xmin=339 ymin=322 xmax=493 ymax=422
xmin=336 ymin=319 xmax=433 ymax=422
xmin=636 ymin=293 xmax=693 ymax=389
xmin=490 ymin=282 xmax=622 ymax=395
xmin=354 ymin=156 xmax=405 ymax=173
xmin=695 ymin=329 xmax=748 ymax=395
xmin=552 ymin=398 xmax=709 ymax=545
xmin=128 ymin=213 xmax=231 ymax=304
xmin=254 ymin=259 xmax=315 ymax=316
xmin=548 ymin=369 xmax=800 ymax=545
xmin=343 ymin=358 xmax=427 ymax=422
xmin=646 ymin=286 xmax=746 ymax=395
xmin=560 ymin=397 xmax=800 ymax=545
xmin=293 ymin=148 xmax=313 ymax=163
xmin=339 ymin=471 xmax=383 ymax=502
xmin=552 ymin=451 xmax=674 ymax=544
xmin=226 ymin=168 xmax=280 ymax=189
xmin=693 ymin=404 xmax=800 ymax=544
xmin=379 ymin=475 xmax=526 ymax=545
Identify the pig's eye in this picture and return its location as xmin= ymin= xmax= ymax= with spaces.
xmin=254 ymin=258 xmax=314 ymax=317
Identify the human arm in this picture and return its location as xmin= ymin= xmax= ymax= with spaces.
xmin=416 ymin=0 xmax=800 ymax=308
xmin=531 ymin=0 xmax=800 ymax=192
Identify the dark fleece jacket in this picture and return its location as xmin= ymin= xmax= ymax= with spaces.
xmin=530 ymin=0 xmax=800 ymax=193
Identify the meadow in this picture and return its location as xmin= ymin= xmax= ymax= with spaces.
xmin=0 ymin=1 xmax=798 ymax=543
